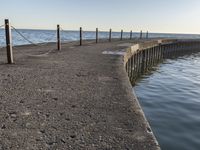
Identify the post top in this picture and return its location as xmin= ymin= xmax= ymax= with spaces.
xmin=5 ymin=19 xmax=9 ymax=23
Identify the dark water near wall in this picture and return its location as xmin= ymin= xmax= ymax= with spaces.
xmin=134 ymin=52 xmax=200 ymax=150
xmin=1 ymin=28 xmax=200 ymax=47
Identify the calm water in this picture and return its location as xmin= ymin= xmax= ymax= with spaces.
xmin=1 ymin=28 xmax=200 ymax=47
xmin=134 ymin=52 xmax=200 ymax=150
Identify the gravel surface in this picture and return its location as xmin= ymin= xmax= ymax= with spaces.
xmin=0 ymin=40 xmax=160 ymax=150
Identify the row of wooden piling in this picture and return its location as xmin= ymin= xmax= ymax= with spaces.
xmin=125 ymin=40 xmax=200 ymax=85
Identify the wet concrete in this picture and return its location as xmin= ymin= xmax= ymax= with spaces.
xmin=0 ymin=40 xmax=160 ymax=149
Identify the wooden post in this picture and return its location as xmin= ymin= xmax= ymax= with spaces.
xmin=120 ymin=30 xmax=123 ymax=40
xmin=133 ymin=54 xmax=137 ymax=83
xmin=140 ymin=30 xmax=142 ymax=39
xmin=146 ymin=48 xmax=150 ymax=69
xmin=150 ymin=47 xmax=154 ymax=66
xmin=80 ymin=27 xmax=82 ymax=46
xmin=139 ymin=51 xmax=142 ymax=76
xmin=57 ymin=25 xmax=61 ymax=50
xmin=146 ymin=31 xmax=148 ymax=39
xmin=109 ymin=29 xmax=112 ymax=42
xmin=130 ymin=56 xmax=133 ymax=82
xmin=130 ymin=30 xmax=133 ymax=40
xmin=141 ymin=50 xmax=145 ymax=73
xmin=5 ymin=19 xmax=13 ymax=64
xmin=96 ymin=28 xmax=98 ymax=43
xmin=136 ymin=52 xmax=139 ymax=77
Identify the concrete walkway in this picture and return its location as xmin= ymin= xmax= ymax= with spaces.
xmin=0 ymin=40 xmax=160 ymax=149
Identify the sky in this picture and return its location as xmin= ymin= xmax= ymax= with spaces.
xmin=0 ymin=0 xmax=200 ymax=34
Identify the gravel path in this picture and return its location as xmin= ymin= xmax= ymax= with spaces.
xmin=0 ymin=40 xmax=160 ymax=150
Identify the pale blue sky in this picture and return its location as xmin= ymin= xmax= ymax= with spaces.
xmin=0 ymin=0 xmax=200 ymax=34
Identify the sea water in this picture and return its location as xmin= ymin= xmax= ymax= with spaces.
xmin=134 ymin=52 xmax=200 ymax=150
xmin=1 ymin=28 xmax=200 ymax=47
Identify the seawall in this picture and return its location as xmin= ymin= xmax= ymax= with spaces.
xmin=124 ymin=39 xmax=200 ymax=85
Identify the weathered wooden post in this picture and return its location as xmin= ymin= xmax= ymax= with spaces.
xmin=145 ymin=49 xmax=148 ymax=71
xmin=140 ymin=30 xmax=143 ymax=39
xmin=126 ymin=59 xmax=129 ymax=77
xmin=146 ymin=48 xmax=149 ymax=68
xmin=136 ymin=52 xmax=139 ymax=77
xmin=141 ymin=50 xmax=145 ymax=73
xmin=153 ymin=46 xmax=156 ymax=65
xmin=138 ymin=51 xmax=141 ymax=77
xmin=161 ymin=44 xmax=164 ymax=59
xmin=159 ymin=44 xmax=162 ymax=60
xmin=5 ymin=19 xmax=13 ymax=64
xmin=57 ymin=24 xmax=61 ymax=50
xmin=96 ymin=28 xmax=98 ymax=43
xmin=155 ymin=46 xmax=158 ymax=63
xmin=129 ymin=58 xmax=132 ymax=78
xmin=146 ymin=31 xmax=148 ymax=39
xmin=151 ymin=47 xmax=154 ymax=65
xmin=133 ymin=54 xmax=137 ymax=83
xmin=109 ymin=29 xmax=112 ymax=42
xmin=130 ymin=56 xmax=134 ymax=82
xmin=120 ymin=30 xmax=123 ymax=40
xmin=80 ymin=27 xmax=82 ymax=46
xmin=130 ymin=30 xmax=133 ymax=40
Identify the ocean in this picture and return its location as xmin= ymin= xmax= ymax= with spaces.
xmin=1 ymin=28 xmax=200 ymax=47
xmin=134 ymin=52 xmax=200 ymax=150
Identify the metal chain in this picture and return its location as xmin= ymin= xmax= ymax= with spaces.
xmin=60 ymin=27 xmax=68 ymax=42
xmin=0 ymin=25 xmax=5 ymax=49
xmin=11 ymin=26 xmax=38 ymax=46
xmin=11 ymin=26 xmax=57 ymax=47
xmin=60 ymin=27 xmax=64 ymax=31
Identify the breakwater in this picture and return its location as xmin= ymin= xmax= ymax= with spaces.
xmin=124 ymin=39 xmax=200 ymax=84
xmin=0 ymin=40 xmax=162 ymax=149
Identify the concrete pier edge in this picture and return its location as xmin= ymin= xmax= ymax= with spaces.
xmin=1 ymin=38 xmax=199 ymax=149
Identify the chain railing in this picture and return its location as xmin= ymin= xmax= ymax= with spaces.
xmin=1 ymin=19 xmax=149 ymax=64
xmin=11 ymin=26 xmax=38 ymax=46
xmin=11 ymin=26 xmax=57 ymax=47
xmin=0 ymin=24 xmax=5 ymax=49
xmin=60 ymin=27 xmax=71 ymax=42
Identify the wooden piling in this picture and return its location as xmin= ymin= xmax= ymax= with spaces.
xmin=130 ymin=30 xmax=133 ymax=40
xmin=146 ymin=31 xmax=148 ymax=39
xmin=136 ymin=52 xmax=139 ymax=78
xmin=161 ymin=44 xmax=164 ymax=59
xmin=138 ymin=51 xmax=142 ymax=76
xmin=141 ymin=50 xmax=145 ymax=73
xmin=145 ymin=49 xmax=149 ymax=71
xmin=109 ymin=29 xmax=112 ymax=42
xmin=128 ymin=59 xmax=131 ymax=77
xmin=133 ymin=54 xmax=137 ymax=83
xmin=146 ymin=49 xmax=149 ymax=70
xmin=80 ymin=27 xmax=82 ymax=46
xmin=152 ymin=47 xmax=155 ymax=65
xmin=120 ymin=30 xmax=123 ymax=40
xmin=130 ymin=56 xmax=133 ymax=82
xmin=57 ymin=25 xmax=61 ymax=50
xmin=96 ymin=28 xmax=98 ymax=43
xmin=5 ymin=19 xmax=13 ymax=64
xmin=140 ymin=30 xmax=142 ymax=39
